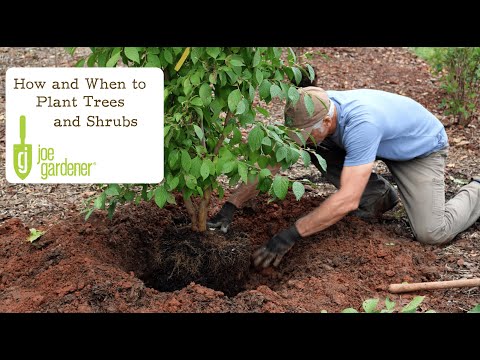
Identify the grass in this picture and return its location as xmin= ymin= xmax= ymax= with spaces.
xmin=409 ymin=47 xmax=437 ymax=63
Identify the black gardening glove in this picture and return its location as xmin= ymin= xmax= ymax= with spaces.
xmin=253 ymin=225 xmax=302 ymax=268
xmin=207 ymin=201 xmax=237 ymax=233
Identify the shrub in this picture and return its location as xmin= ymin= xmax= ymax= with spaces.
xmin=430 ymin=47 xmax=480 ymax=126
xmin=69 ymin=47 xmax=324 ymax=232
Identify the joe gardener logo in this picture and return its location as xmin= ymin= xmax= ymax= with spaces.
xmin=6 ymin=67 xmax=164 ymax=183
xmin=13 ymin=115 xmax=32 ymax=180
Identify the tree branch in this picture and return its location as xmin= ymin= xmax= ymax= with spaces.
xmin=213 ymin=112 xmax=233 ymax=156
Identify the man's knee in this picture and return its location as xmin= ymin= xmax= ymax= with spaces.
xmin=414 ymin=226 xmax=454 ymax=245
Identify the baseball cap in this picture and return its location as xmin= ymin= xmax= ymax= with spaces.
xmin=284 ymin=86 xmax=332 ymax=145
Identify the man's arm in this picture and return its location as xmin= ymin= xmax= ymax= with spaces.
xmin=207 ymin=163 xmax=282 ymax=232
xmin=295 ymin=162 xmax=374 ymax=236
xmin=226 ymin=163 xmax=282 ymax=208
xmin=252 ymin=162 xmax=373 ymax=268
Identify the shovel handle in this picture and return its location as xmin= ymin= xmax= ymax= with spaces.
xmin=389 ymin=278 xmax=480 ymax=294
xmin=20 ymin=115 xmax=26 ymax=143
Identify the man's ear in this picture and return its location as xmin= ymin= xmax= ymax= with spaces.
xmin=323 ymin=116 xmax=332 ymax=131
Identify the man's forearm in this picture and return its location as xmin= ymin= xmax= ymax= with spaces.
xmin=295 ymin=191 xmax=358 ymax=237
xmin=228 ymin=163 xmax=282 ymax=208
xmin=228 ymin=182 xmax=260 ymax=207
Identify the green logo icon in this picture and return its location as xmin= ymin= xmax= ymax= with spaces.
xmin=13 ymin=115 xmax=32 ymax=180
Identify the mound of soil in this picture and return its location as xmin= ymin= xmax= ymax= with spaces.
xmin=2 ymin=192 xmax=475 ymax=313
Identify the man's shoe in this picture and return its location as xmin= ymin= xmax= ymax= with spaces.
xmin=351 ymin=188 xmax=399 ymax=219
xmin=472 ymin=177 xmax=480 ymax=185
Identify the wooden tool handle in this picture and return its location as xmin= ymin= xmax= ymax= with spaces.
xmin=389 ymin=278 xmax=480 ymax=294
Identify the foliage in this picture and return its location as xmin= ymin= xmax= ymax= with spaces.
xmin=429 ymin=47 xmax=480 ymax=126
xmin=410 ymin=47 xmax=437 ymax=63
xmin=340 ymin=296 xmax=429 ymax=313
xmin=26 ymin=228 xmax=45 ymax=243
xmin=468 ymin=304 xmax=480 ymax=313
xmin=69 ymin=47 xmax=321 ymax=231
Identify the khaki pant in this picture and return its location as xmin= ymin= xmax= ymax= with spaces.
xmin=312 ymin=139 xmax=480 ymax=245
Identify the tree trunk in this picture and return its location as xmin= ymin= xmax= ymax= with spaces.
xmin=184 ymin=187 xmax=212 ymax=233
xmin=184 ymin=197 xmax=199 ymax=232
xmin=197 ymin=187 xmax=212 ymax=232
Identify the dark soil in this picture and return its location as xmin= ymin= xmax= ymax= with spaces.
xmin=106 ymin=202 xmax=250 ymax=296
xmin=1 ymin=47 xmax=479 ymax=312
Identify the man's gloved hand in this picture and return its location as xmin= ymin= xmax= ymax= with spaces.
xmin=253 ymin=225 xmax=302 ymax=268
xmin=207 ymin=201 xmax=237 ymax=233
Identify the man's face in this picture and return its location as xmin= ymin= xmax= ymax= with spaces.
xmin=305 ymin=121 xmax=329 ymax=148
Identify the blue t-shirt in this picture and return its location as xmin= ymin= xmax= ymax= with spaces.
xmin=326 ymin=89 xmax=448 ymax=166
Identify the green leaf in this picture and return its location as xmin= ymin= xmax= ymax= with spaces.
xmin=181 ymin=150 xmax=192 ymax=171
xmin=252 ymin=49 xmax=261 ymax=67
xmin=230 ymin=58 xmax=244 ymax=67
xmin=237 ymin=162 xmax=248 ymax=183
xmin=276 ymin=146 xmax=288 ymax=162
xmin=74 ymin=59 xmax=85 ymax=67
xmin=468 ymin=304 xmax=480 ymax=313
xmin=259 ymin=80 xmax=272 ymax=99
xmin=292 ymin=182 xmax=305 ymax=201
xmin=105 ymin=184 xmax=121 ymax=196
xmin=261 ymin=137 xmax=272 ymax=146
xmin=199 ymin=83 xmax=212 ymax=105
xmin=272 ymin=175 xmax=289 ymax=200
xmin=228 ymin=89 xmax=242 ymax=113
xmin=236 ymin=99 xmax=247 ymax=115
xmin=288 ymin=86 xmax=300 ymax=106
xmin=270 ymin=84 xmax=283 ymax=99
xmin=190 ymin=72 xmax=201 ymax=85
xmin=107 ymin=201 xmax=117 ymax=219
xmin=27 ymin=228 xmax=45 ymax=243
xmin=106 ymin=48 xmax=122 ymax=67
xmin=124 ymin=190 xmax=135 ymax=201
xmin=287 ymin=47 xmax=296 ymax=65
xmin=292 ymin=67 xmax=303 ymax=85
xmin=185 ymin=174 xmax=197 ymax=189
xmin=154 ymin=186 xmax=168 ymax=208
xmin=168 ymin=150 xmax=179 ymax=168
xmin=256 ymin=106 xmax=270 ymax=117
xmin=163 ymin=49 xmax=173 ymax=64
xmin=231 ymin=127 xmax=242 ymax=145
xmin=84 ymin=208 xmax=94 ymax=221
xmin=304 ymin=94 xmax=315 ymax=117
xmin=385 ymin=297 xmax=395 ymax=311
xmin=259 ymin=168 xmax=271 ymax=178
xmin=362 ymin=298 xmax=379 ymax=313
xmin=183 ymin=78 xmax=192 ymax=96
xmin=94 ymin=193 xmax=106 ymax=210
xmin=191 ymin=97 xmax=203 ymax=107
xmin=307 ymin=64 xmax=315 ymax=81
xmin=248 ymin=83 xmax=255 ymax=101
xmin=206 ymin=47 xmax=221 ymax=59
xmin=248 ymin=126 xmax=264 ymax=151
xmin=190 ymin=157 xmax=202 ymax=178
xmin=401 ymin=296 xmax=425 ymax=313
xmin=124 ymin=47 xmax=140 ymax=64
xmin=200 ymin=161 xmax=210 ymax=180
xmin=341 ymin=308 xmax=358 ymax=313
xmin=314 ymin=153 xmax=327 ymax=171
xmin=301 ymin=150 xmax=311 ymax=167
xmin=168 ymin=176 xmax=180 ymax=190
xmin=193 ymin=124 xmax=204 ymax=140
xmin=255 ymin=68 xmax=263 ymax=84
xmin=222 ymin=160 xmax=236 ymax=174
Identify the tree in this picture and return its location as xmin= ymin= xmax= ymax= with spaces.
xmin=72 ymin=47 xmax=324 ymax=232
